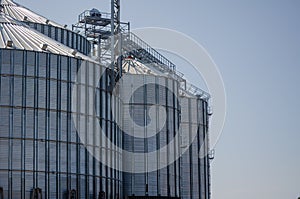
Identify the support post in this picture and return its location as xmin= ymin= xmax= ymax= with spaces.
xmin=110 ymin=0 xmax=122 ymax=84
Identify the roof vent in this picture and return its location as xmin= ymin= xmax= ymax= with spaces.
xmin=6 ymin=40 xmax=13 ymax=48
xmin=90 ymin=8 xmax=101 ymax=17
xmin=207 ymin=106 xmax=213 ymax=116
xmin=208 ymin=149 xmax=215 ymax=160
xmin=40 ymin=43 xmax=48 ymax=51
xmin=70 ymin=49 xmax=77 ymax=56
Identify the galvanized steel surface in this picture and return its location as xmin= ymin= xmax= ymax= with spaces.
xmin=0 ymin=0 xmax=91 ymax=55
xmin=25 ymin=22 xmax=92 ymax=55
xmin=0 ymin=2 xmax=212 ymax=199
xmin=0 ymin=48 xmax=122 ymax=198
xmin=0 ymin=12 xmax=92 ymax=60
xmin=122 ymin=74 xmax=181 ymax=198
xmin=180 ymin=96 xmax=210 ymax=199
xmin=0 ymin=0 xmax=64 ymax=28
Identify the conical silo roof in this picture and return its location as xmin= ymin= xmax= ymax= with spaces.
xmin=0 ymin=0 xmax=65 ymax=28
xmin=0 ymin=11 xmax=93 ymax=60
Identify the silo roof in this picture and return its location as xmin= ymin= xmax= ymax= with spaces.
xmin=122 ymin=58 xmax=162 ymax=76
xmin=0 ymin=12 xmax=94 ymax=61
xmin=0 ymin=0 xmax=65 ymax=29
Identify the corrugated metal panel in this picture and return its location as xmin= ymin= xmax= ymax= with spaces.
xmin=49 ymin=173 xmax=57 ymax=198
xmin=60 ymin=83 xmax=68 ymax=111
xmin=0 ymin=108 xmax=9 ymax=137
xmin=38 ymin=79 xmax=46 ymax=109
xmin=0 ymin=171 xmax=8 ymax=189
xmin=13 ymin=77 xmax=22 ymax=107
xmin=26 ymin=51 xmax=35 ymax=76
xmin=190 ymin=99 xmax=198 ymax=124
xmin=12 ymin=139 xmax=21 ymax=170
xmin=158 ymin=77 xmax=166 ymax=106
xmin=24 ymin=140 xmax=33 ymax=170
xmin=0 ymin=48 xmax=121 ymax=198
xmin=25 ymin=78 xmax=34 ymax=107
xmin=123 ymin=74 xmax=180 ymax=198
xmin=0 ymin=139 xmax=9 ymax=169
xmin=37 ymin=141 xmax=46 ymax=171
xmin=1 ymin=0 xmax=65 ymax=28
xmin=180 ymin=96 xmax=210 ymax=199
xmin=24 ymin=172 xmax=33 ymax=197
xmin=0 ymin=76 xmax=10 ymax=105
xmin=145 ymin=76 xmax=156 ymax=104
xmin=167 ymin=78 xmax=174 ymax=106
xmin=11 ymin=172 xmax=22 ymax=198
xmin=37 ymin=111 xmax=46 ymax=139
xmin=13 ymin=50 xmax=23 ymax=75
xmin=49 ymin=80 xmax=57 ymax=110
xmin=0 ymin=13 xmax=93 ymax=60
xmin=49 ymin=142 xmax=56 ymax=171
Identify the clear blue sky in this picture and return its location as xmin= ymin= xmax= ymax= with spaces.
xmin=17 ymin=0 xmax=300 ymax=198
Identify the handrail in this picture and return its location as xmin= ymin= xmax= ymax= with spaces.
xmin=184 ymin=82 xmax=210 ymax=100
xmin=123 ymin=33 xmax=210 ymax=99
xmin=126 ymin=32 xmax=176 ymax=71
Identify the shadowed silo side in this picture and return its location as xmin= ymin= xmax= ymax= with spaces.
xmin=0 ymin=0 xmax=91 ymax=55
xmin=121 ymin=73 xmax=181 ymax=198
xmin=0 ymin=12 xmax=121 ymax=199
xmin=179 ymin=94 xmax=210 ymax=199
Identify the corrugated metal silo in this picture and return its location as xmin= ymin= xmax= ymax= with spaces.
xmin=0 ymin=12 xmax=121 ymax=199
xmin=179 ymin=93 xmax=210 ymax=199
xmin=120 ymin=61 xmax=181 ymax=198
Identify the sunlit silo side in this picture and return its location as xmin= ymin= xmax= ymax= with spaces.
xmin=179 ymin=94 xmax=210 ymax=199
xmin=0 ymin=0 xmax=91 ymax=55
xmin=120 ymin=71 xmax=181 ymax=198
xmin=0 ymin=0 xmax=214 ymax=197
xmin=0 ymin=12 xmax=121 ymax=199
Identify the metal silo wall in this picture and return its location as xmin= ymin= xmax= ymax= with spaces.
xmin=0 ymin=49 xmax=122 ymax=199
xmin=122 ymin=74 xmax=180 ymax=198
xmin=179 ymin=96 xmax=210 ymax=199
xmin=25 ymin=22 xmax=91 ymax=56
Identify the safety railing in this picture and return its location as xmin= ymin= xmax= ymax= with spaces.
xmin=124 ymin=32 xmax=176 ymax=71
xmin=185 ymin=82 xmax=210 ymax=100
xmin=78 ymin=10 xmax=110 ymax=23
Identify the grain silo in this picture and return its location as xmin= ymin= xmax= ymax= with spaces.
xmin=0 ymin=11 xmax=121 ymax=198
xmin=119 ymin=58 xmax=181 ymax=199
xmin=179 ymin=88 xmax=211 ymax=199
xmin=120 ymin=56 xmax=212 ymax=199
xmin=0 ymin=0 xmax=214 ymax=198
